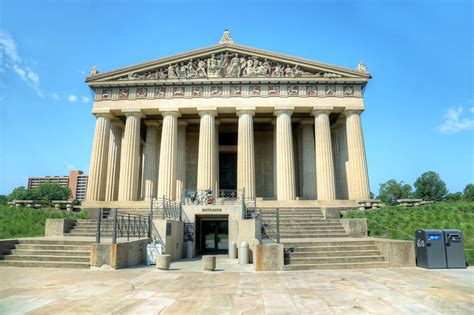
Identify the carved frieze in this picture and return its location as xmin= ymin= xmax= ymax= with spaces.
xmin=115 ymin=51 xmax=343 ymax=81
xmin=99 ymin=84 xmax=360 ymax=100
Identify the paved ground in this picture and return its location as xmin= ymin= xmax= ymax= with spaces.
xmin=0 ymin=264 xmax=472 ymax=314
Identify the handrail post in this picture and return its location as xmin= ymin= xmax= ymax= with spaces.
xmin=150 ymin=198 xmax=153 ymax=220
xmin=255 ymin=214 xmax=262 ymax=243
xmin=112 ymin=208 xmax=118 ymax=244
xmin=162 ymin=195 xmax=166 ymax=220
xmin=148 ymin=215 xmax=151 ymax=238
xmin=179 ymin=204 xmax=182 ymax=222
xmin=276 ymin=208 xmax=280 ymax=244
xmin=96 ymin=208 xmax=102 ymax=243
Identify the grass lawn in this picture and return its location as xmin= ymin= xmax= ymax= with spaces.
xmin=0 ymin=205 xmax=88 ymax=239
xmin=343 ymin=202 xmax=474 ymax=265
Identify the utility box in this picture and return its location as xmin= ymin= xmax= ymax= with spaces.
xmin=443 ymin=229 xmax=466 ymax=269
xmin=415 ymin=230 xmax=447 ymax=269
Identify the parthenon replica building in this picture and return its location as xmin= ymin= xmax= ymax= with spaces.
xmin=83 ymin=30 xmax=371 ymax=209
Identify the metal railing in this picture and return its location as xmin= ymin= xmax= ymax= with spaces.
xmin=96 ymin=209 xmax=151 ymax=244
xmin=255 ymin=208 xmax=280 ymax=244
xmin=152 ymin=197 xmax=182 ymax=221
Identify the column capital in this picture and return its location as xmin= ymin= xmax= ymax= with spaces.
xmin=344 ymin=109 xmax=364 ymax=116
xmin=161 ymin=111 xmax=181 ymax=118
xmin=236 ymin=109 xmax=255 ymax=117
xmin=274 ymin=109 xmax=293 ymax=117
xmin=198 ymin=110 xmax=217 ymax=117
xmin=92 ymin=108 xmax=113 ymax=118
xmin=312 ymin=107 xmax=333 ymax=116
xmin=144 ymin=120 xmax=161 ymax=127
xmin=122 ymin=109 xmax=144 ymax=118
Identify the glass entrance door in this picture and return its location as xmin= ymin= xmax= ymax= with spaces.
xmin=201 ymin=220 xmax=228 ymax=253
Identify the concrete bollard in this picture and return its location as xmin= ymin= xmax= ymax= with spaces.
xmin=229 ymin=241 xmax=237 ymax=259
xmin=156 ymin=254 xmax=171 ymax=270
xmin=185 ymin=241 xmax=193 ymax=259
xmin=239 ymin=241 xmax=249 ymax=265
xmin=202 ymin=255 xmax=216 ymax=271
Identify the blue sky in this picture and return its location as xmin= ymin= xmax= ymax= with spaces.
xmin=0 ymin=0 xmax=472 ymax=196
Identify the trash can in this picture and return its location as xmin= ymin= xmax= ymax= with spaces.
xmin=415 ymin=230 xmax=447 ymax=269
xmin=442 ymin=229 xmax=466 ymax=269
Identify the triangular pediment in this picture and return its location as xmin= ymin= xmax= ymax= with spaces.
xmin=86 ymin=43 xmax=371 ymax=86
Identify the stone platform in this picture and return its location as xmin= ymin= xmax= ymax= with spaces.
xmin=0 ymin=265 xmax=472 ymax=314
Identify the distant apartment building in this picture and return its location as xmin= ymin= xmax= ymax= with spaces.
xmin=27 ymin=170 xmax=88 ymax=200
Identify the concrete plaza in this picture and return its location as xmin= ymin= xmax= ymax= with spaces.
xmin=0 ymin=262 xmax=472 ymax=314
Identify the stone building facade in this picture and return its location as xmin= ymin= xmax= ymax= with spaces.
xmin=83 ymin=30 xmax=371 ymax=209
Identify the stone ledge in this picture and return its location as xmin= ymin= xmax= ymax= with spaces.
xmin=372 ymin=238 xmax=416 ymax=267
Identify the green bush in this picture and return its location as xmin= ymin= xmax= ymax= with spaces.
xmin=344 ymin=202 xmax=474 ymax=265
xmin=0 ymin=205 xmax=87 ymax=239
xmin=7 ymin=183 xmax=71 ymax=205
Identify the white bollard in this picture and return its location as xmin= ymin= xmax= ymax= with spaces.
xmin=229 ymin=241 xmax=237 ymax=259
xmin=185 ymin=240 xmax=193 ymax=259
xmin=239 ymin=241 xmax=249 ymax=265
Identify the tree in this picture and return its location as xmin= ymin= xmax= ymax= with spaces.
xmin=0 ymin=195 xmax=7 ymax=205
xmin=377 ymin=179 xmax=412 ymax=205
xmin=446 ymin=192 xmax=463 ymax=202
xmin=7 ymin=186 xmax=34 ymax=201
xmin=463 ymin=184 xmax=474 ymax=201
xmin=414 ymin=171 xmax=448 ymax=201
xmin=33 ymin=183 xmax=71 ymax=203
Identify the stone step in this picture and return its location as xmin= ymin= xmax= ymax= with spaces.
xmin=260 ymin=211 xmax=324 ymax=215
xmin=284 ymin=261 xmax=389 ymax=271
xmin=17 ymin=239 xmax=93 ymax=246
xmin=289 ymin=250 xmax=382 ymax=258
xmin=283 ymin=240 xmax=376 ymax=247
xmin=65 ymin=233 xmax=104 ymax=237
xmin=278 ymin=222 xmax=342 ymax=226
xmin=291 ymin=245 xmax=379 ymax=252
xmin=262 ymin=214 xmax=325 ymax=218
xmin=280 ymin=233 xmax=348 ymax=238
xmin=14 ymin=244 xmax=91 ymax=251
xmin=0 ymin=260 xmax=90 ymax=269
xmin=278 ymin=227 xmax=346 ymax=232
xmin=288 ymin=255 xmax=386 ymax=264
xmin=2 ymin=255 xmax=90 ymax=263
xmin=11 ymin=249 xmax=90 ymax=257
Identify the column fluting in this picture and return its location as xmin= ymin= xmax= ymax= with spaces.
xmin=275 ymin=109 xmax=296 ymax=200
xmin=313 ymin=110 xmax=336 ymax=200
xmin=345 ymin=110 xmax=370 ymax=200
xmin=301 ymin=120 xmax=317 ymax=199
xmin=157 ymin=111 xmax=179 ymax=200
xmin=118 ymin=110 xmax=143 ymax=201
xmin=86 ymin=113 xmax=111 ymax=201
xmin=197 ymin=111 xmax=217 ymax=191
xmin=237 ymin=110 xmax=256 ymax=199
xmin=141 ymin=121 xmax=160 ymax=200
xmin=175 ymin=121 xmax=187 ymax=201
xmin=104 ymin=120 xmax=123 ymax=201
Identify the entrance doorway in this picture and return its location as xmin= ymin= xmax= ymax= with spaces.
xmin=195 ymin=216 xmax=229 ymax=254
xmin=219 ymin=153 xmax=237 ymax=190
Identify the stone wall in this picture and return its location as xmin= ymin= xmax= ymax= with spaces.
xmin=185 ymin=130 xmax=199 ymax=193
xmin=255 ymin=130 xmax=274 ymax=198
xmin=152 ymin=219 xmax=184 ymax=261
xmin=373 ymin=238 xmax=416 ymax=267
xmin=90 ymin=238 xmax=151 ymax=269
xmin=44 ymin=219 xmax=76 ymax=236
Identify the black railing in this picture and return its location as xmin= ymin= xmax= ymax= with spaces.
xmin=153 ymin=197 xmax=182 ymax=221
xmin=255 ymin=208 xmax=280 ymax=244
xmin=181 ymin=189 xmax=245 ymax=205
xmin=95 ymin=209 xmax=151 ymax=244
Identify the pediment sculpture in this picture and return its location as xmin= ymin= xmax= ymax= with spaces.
xmin=117 ymin=52 xmax=343 ymax=81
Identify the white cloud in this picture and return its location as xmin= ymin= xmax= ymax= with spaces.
xmin=81 ymin=96 xmax=90 ymax=103
xmin=68 ymin=94 xmax=78 ymax=102
xmin=439 ymin=106 xmax=474 ymax=133
xmin=0 ymin=30 xmax=43 ymax=97
xmin=51 ymin=93 xmax=60 ymax=101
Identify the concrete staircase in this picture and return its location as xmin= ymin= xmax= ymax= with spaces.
xmin=65 ymin=219 xmax=104 ymax=237
xmin=259 ymin=207 xmax=388 ymax=270
xmin=0 ymin=239 xmax=92 ymax=269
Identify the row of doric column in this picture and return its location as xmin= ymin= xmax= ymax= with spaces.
xmin=86 ymin=108 xmax=370 ymax=203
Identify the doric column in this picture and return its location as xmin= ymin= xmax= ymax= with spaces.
xmin=197 ymin=110 xmax=217 ymax=191
xmin=104 ymin=120 xmax=123 ymax=201
xmin=275 ymin=109 xmax=296 ymax=200
xmin=272 ymin=120 xmax=277 ymax=198
xmin=157 ymin=111 xmax=180 ymax=200
xmin=176 ymin=120 xmax=187 ymax=201
xmin=237 ymin=110 xmax=256 ymax=199
xmin=141 ymin=120 xmax=160 ymax=200
xmin=313 ymin=109 xmax=336 ymax=200
xmin=345 ymin=110 xmax=370 ymax=200
xmin=87 ymin=113 xmax=111 ymax=201
xmin=214 ymin=119 xmax=220 ymax=195
xmin=301 ymin=119 xmax=317 ymax=199
xmin=118 ymin=110 xmax=143 ymax=201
